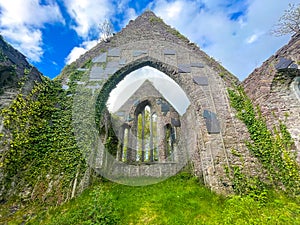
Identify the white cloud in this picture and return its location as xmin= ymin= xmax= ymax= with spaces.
xmin=62 ymin=0 xmax=113 ymax=39
xmin=65 ymin=40 xmax=98 ymax=64
xmin=0 ymin=0 xmax=64 ymax=62
xmin=150 ymin=0 xmax=300 ymax=80
xmin=246 ymin=34 xmax=259 ymax=44
xmin=161 ymin=1 xmax=184 ymax=20
xmin=115 ymin=0 xmax=131 ymax=12
xmin=62 ymin=0 xmax=115 ymax=65
xmin=117 ymin=7 xmax=138 ymax=28
xmin=1 ymin=27 xmax=43 ymax=62
xmin=124 ymin=8 xmax=138 ymax=22
xmin=63 ymin=0 xmax=137 ymax=67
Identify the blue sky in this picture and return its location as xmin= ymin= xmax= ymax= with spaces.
xmin=0 ymin=0 xmax=298 ymax=80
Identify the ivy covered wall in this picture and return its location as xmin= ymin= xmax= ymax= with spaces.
xmin=0 ymin=67 xmax=88 ymax=204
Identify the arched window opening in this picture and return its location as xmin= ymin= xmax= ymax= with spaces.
xmin=151 ymin=113 xmax=159 ymax=161
xmin=137 ymin=105 xmax=151 ymax=162
xmin=107 ymin=66 xmax=190 ymax=116
xmin=121 ymin=127 xmax=129 ymax=162
xmin=165 ymin=124 xmax=175 ymax=161
xmin=106 ymin=66 xmax=185 ymax=164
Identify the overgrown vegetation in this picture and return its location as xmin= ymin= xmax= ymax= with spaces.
xmin=2 ymin=172 xmax=299 ymax=224
xmin=0 ymin=75 xmax=86 ymax=204
xmin=228 ymin=86 xmax=300 ymax=196
xmin=166 ymin=26 xmax=190 ymax=42
xmin=149 ymin=15 xmax=163 ymax=24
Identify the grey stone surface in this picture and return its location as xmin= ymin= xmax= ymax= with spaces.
xmin=133 ymin=99 xmax=140 ymax=106
xmin=108 ymin=48 xmax=121 ymax=57
xmin=193 ymin=76 xmax=209 ymax=86
xmin=116 ymin=111 xmax=125 ymax=117
xmin=89 ymin=66 xmax=105 ymax=79
xmin=161 ymin=103 xmax=170 ymax=113
xmin=203 ymin=110 xmax=220 ymax=134
xmin=178 ymin=64 xmax=191 ymax=73
xmin=133 ymin=50 xmax=148 ymax=57
xmin=119 ymin=58 xmax=126 ymax=65
xmin=191 ymin=62 xmax=204 ymax=68
xmin=69 ymin=11 xmax=265 ymax=195
xmin=92 ymin=52 xmax=107 ymax=63
xmin=105 ymin=67 xmax=119 ymax=75
xmin=164 ymin=49 xmax=176 ymax=55
xmin=171 ymin=118 xmax=181 ymax=127
xmin=243 ymin=32 xmax=300 ymax=164
xmin=106 ymin=61 xmax=119 ymax=68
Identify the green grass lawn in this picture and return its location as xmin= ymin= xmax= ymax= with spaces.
xmin=2 ymin=172 xmax=300 ymax=225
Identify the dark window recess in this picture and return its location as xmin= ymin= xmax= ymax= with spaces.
xmin=161 ymin=103 xmax=170 ymax=115
xmin=203 ymin=110 xmax=220 ymax=134
xmin=275 ymin=57 xmax=293 ymax=70
xmin=171 ymin=118 xmax=181 ymax=127
xmin=289 ymin=64 xmax=298 ymax=69
xmin=133 ymin=99 xmax=140 ymax=106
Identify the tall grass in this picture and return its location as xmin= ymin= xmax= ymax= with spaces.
xmin=3 ymin=172 xmax=300 ymax=225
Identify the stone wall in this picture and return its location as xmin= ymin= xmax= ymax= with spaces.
xmin=243 ymin=32 xmax=300 ymax=162
xmin=0 ymin=36 xmax=43 ymax=199
xmin=71 ymin=11 xmax=258 ymax=194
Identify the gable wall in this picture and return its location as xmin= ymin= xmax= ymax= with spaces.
xmin=73 ymin=34 xmax=259 ymax=193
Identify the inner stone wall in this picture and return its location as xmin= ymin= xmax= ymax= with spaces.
xmin=243 ymin=33 xmax=300 ymax=162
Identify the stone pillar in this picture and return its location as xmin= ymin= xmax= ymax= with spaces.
xmin=141 ymin=111 xmax=145 ymax=162
xmin=158 ymin=118 xmax=166 ymax=162
xmin=116 ymin=126 xmax=124 ymax=161
xmin=149 ymin=112 xmax=154 ymax=162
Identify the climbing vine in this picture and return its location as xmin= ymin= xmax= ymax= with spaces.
xmin=228 ymin=86 xmax=300 ymax=196
xmin=1 ymin=76 xmax=86 ymax=203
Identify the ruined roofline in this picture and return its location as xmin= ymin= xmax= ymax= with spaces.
xmin=61 ymin=10 xmax=239 ymax=87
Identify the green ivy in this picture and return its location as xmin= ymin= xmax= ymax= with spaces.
xmin=228 ymin=86 xmax=300 ymax=196
xmin=1 ymin=76 xmax=86 ymax=203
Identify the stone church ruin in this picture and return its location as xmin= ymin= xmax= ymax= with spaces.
xmin=72 ymin=11 xmax=262 ymax=192
xmin=1 ymin=10 xmax=299 ymax=196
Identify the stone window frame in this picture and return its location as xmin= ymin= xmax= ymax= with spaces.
xmin=117 ymin=97 xmax=179 ymax=164
xmin=96 ymin=57 xmax=186 ymax=166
